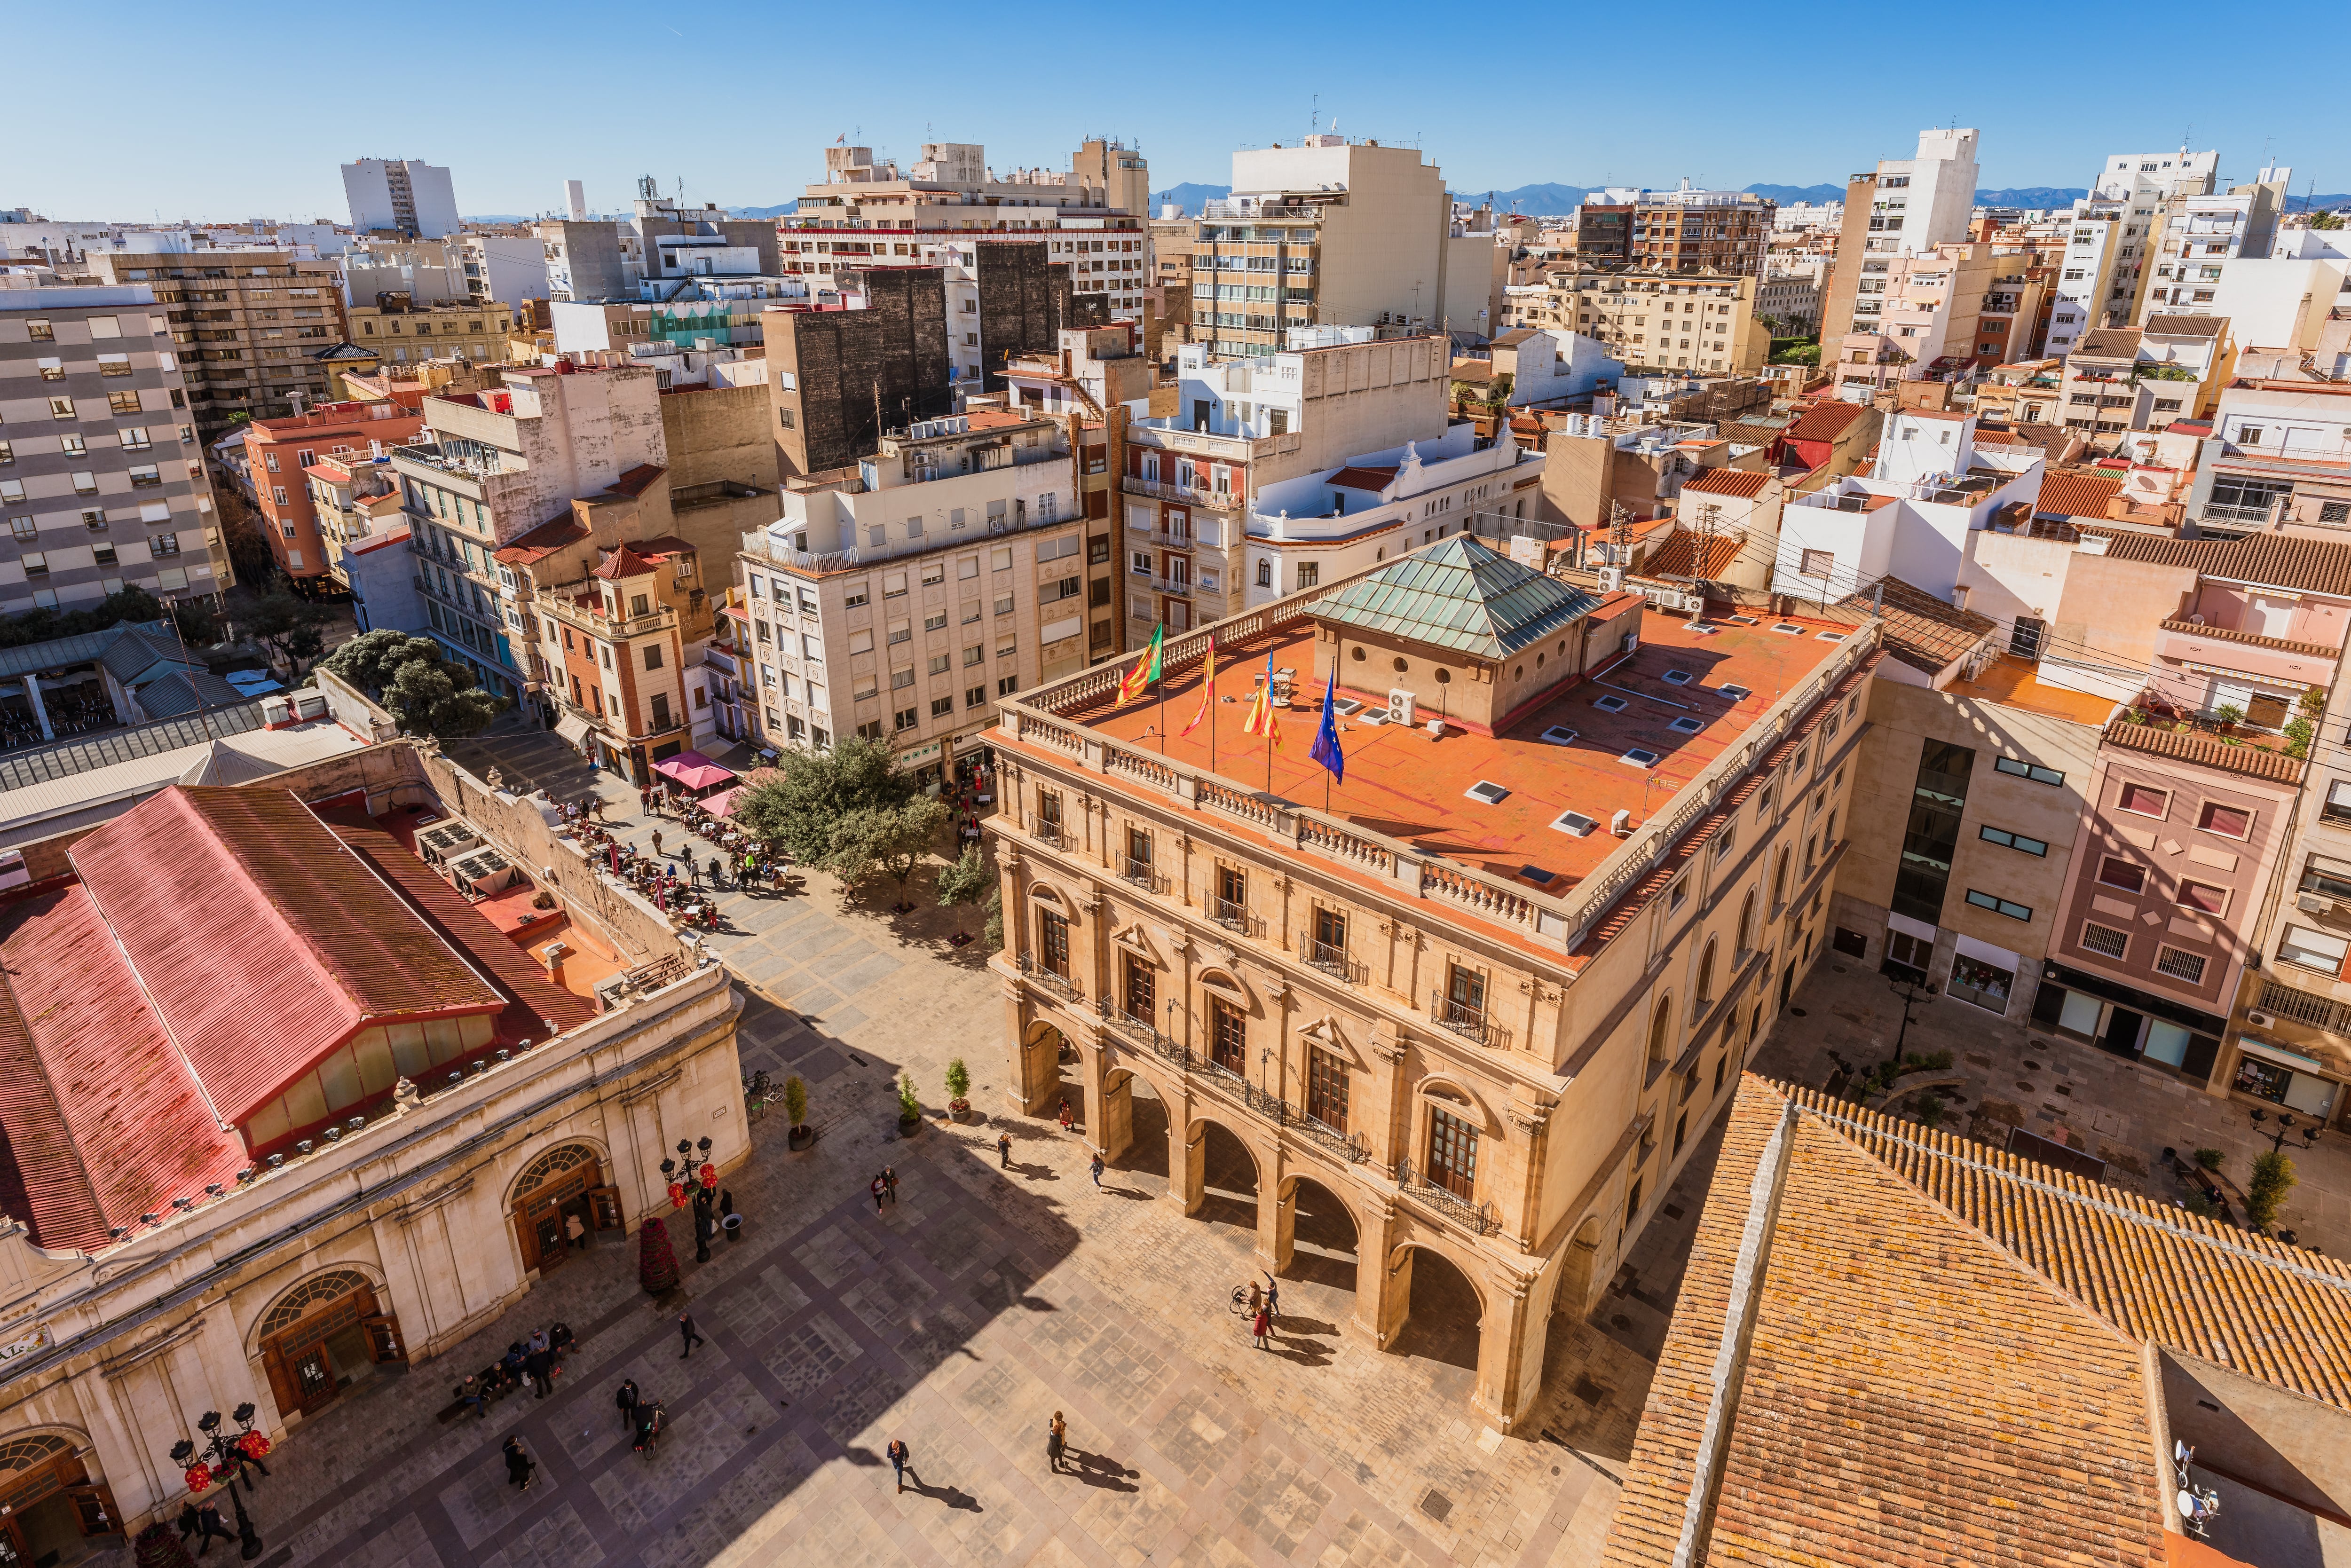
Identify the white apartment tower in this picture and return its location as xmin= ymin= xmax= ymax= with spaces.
xmin=343 ymin=158 xmax=461 ymax=239
xmin=1869 ymin=129 xmax=1979 ymax=258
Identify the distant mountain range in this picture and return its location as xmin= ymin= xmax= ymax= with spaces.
xmin=729 ymin=202 xmax=799 ymax=219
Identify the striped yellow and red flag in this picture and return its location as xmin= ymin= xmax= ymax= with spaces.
xmin=1113 ymin=622 xmax=1163 ymax=709
xmin=1179 ymin=635 xmax=1217 ymax=735
xmin=1241 ymin=649 xmax=1282 ymax=748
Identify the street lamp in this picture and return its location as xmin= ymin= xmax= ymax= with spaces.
xmin=1882 ymin=973 xmax=1935 ymax=1072
xmin=167 ymin=1404 xmax=266 ymax=1560
xmin=2249 ymin=1108 xmax=2321 ymax=1153
xmin=659 ymin=1137 xmax=718 ymax=1262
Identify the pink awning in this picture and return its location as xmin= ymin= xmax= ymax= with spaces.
xmin=653 ymin=751 xmax=735 ymax=791
xmin=703 ymin=787 xmax=743 ymax=820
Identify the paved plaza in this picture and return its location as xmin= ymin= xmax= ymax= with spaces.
xmin=129 ymin=726 xmax=1698 ymax=1568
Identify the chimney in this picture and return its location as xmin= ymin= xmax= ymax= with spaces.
xmin=540 ymin=939 xmax=571 ymax=988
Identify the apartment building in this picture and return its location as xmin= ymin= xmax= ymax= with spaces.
xmin=1568 ymin=185 xmax=1775 ymax=276
xmin=2184 ymin=376 xmax=2351 ymax=538
xmin=391 ymin=362 xmax=669 ymax=702
xmin=524 ymin=540 xmax=710 ymax=781
xmin=1753 ymin=268 xmax=1819 ymax=333
xmin=1189 ymin=137 xmax=1454 ymax=359
xmin=1818 ymin=129 xmax=1980 ymax=355
xmin=1831 ymin=243 xmax=1995 ymax=395
xmin=2052 ymin=315 xmax=2231 ymax=446
xmin=0 ymin=286 xmax=230 ymax=612
xmin=1541 ymin=269 xmax=1765 ymax=377
xmin=2043 ymin=206 xmax=2128 ymax=355
xmin=342 ymin=157 xmax=460 ymax=238
xmin=1540 ymin=414 xmax=1760 ymax=534
xmin=303 ymin=447 xmax=417 ymax=627
xmin=781 ymin=140 xmax=1149 ymax=319
xmin=1119 ymin=332 xmax=1453 ymax=637
xmin=240 ymin=400 xmax=423 ymax=585
xmin=989 ymin=536 xmax=1873 ymax=1427
xmin=735 ymin=407 xmax=1106 ymax=783
xmin=2140 ymin=169 xmax=2295 ymax=319
xmin=999 ymin=326 xmax=1153 ymax=654
xmin=539 ymin=196 xmax=781 ymax=304
xmin=87 ymin=250 xmax=349 ymax=433
xmin=347 ymin=296 xmax=511 ymax=366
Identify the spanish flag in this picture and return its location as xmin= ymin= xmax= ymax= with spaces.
xmin=1113 ymin=622 xmax=1163 ymax=709
xmin=1180 ymin=634 xmax=1216 ymax=735
xmin=1242 ymin=649 xmax=1281 ymax=748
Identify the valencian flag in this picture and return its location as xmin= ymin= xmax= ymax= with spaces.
xmin=1114 ymin=622 xmax=1163 ymax=708
xmin=1181 ymin=634 xmax=1217 ymax=735
xmin=1242 ymin=649 xmax=1282 ymax=747
xmin=1309 ymin=676 xmax=1346 ymax=785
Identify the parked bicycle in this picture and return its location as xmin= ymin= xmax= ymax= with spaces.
xmin=743 ymin=1070 xmax=773 ymax=1121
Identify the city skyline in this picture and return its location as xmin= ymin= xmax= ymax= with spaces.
xmin=11 ymin=0 xmax=2346 ymax=221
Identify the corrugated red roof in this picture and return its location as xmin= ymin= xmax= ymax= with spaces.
xmin=603 ymin=463 xmax=667 ymax=499
xmin=1680 ymin=468 xmax=1773 ymax=498
xmin=70 ymin=788 xmax=505 ymax=1124
xmin=1329 ymin=465 xmax=1399 ymax=492
xmin=493 ymin=514 xmax=588 ymax=566
xmin=2035 ymin=471 xmax=2124 ymax=519
xmin=0 ymin=885 xmax=246 ymax=1252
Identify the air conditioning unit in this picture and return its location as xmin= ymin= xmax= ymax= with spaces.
xmin=1387 ymin=687 xmax=1417 ymax=727
xmin=450 ymin=845 xmax=519 ymax=896
xmin=2247 ymin=1010 xmax=2275 ymax=1029
xmin=1610 ymin=808 xmax=1633 ymax=836
xmin=1596 ymin=566 xmax=1625 ymax=591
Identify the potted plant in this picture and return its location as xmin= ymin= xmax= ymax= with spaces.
xmin=895 ymin=1072 xmax=923 ymax=1136
xmin=945 ymin=1057 xmax=973 ymax=1122
xmin=783 ymin=1074 xmax=814 ymax=1151
xmin=2213 ymin=702 xmax=2244 ymax=733
xmin=135 ymin=1522 xmax=197 ymax=1568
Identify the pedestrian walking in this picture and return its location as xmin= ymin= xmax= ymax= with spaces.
xmin=1262 ymin=1272 xmax=1281 ymax=1323
xmin=883 ymin=1166 xmax=899 ymax=1205
xmin=997 ymin=1131 xmax=1012 ymax=1168
xmin=191 ymin=1502 xmax=237 ymax=1556
xmin=1089 ymin=1153 xmax=1104 ymax=1189
xmin=525 ymin=1344 xmax=553 ymax=1398
xmin=1251 ymin=1307 xmax=1272 ymax=1350
xmin=503 ymin=1435 xmax=536 ymax=1492
xmin=616 ymin=1379 xmax=640 ymax=1433
xmin=175 ymin=1502 xmax=202 ymax=1543
xmin=1046 ymin=1411 xmax=1067 ymax=1472
xmin=550 ymin=1321 xmax=575 ymax=1362
xmin=1057 ymin=1097 xmax=1073 ymax=1132
xmin=708 ymin=853 xmax=725 ymax=888
xmin=639 ymin=786 xmax=652 ymax=815
xmin=886 ymin=1437 xmax=912 ymax=1494
xmin=678 ymin=1311 xmax=706 ymax=1359
xmin=651 ymin=828 xmax=664 ymax=859
xmin=566 ymin=1211 xmax=587 ymax=1250
xmin=870 ymin=1174 xmax=887 ymax=1213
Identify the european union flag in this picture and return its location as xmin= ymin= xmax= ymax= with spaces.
xmin=1309 ymin=678 xmax=1345 ymax=786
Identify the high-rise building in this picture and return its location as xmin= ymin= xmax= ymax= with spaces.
xmin=1568 ymin=184 xmax=1776 ymax=277
xmin=87 ymin=249 xmax=350 ymax=433
xmin=564 ymin=179 xmax=587 ymax=222
xmin=342 ymin=158 xmax=461 ymax=239
xmin=1817 ymin=129 xmax=1980 ymax=359
xmin=0 ymin=285 xmax=232 ymax=612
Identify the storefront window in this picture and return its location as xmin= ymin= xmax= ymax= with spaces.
xmin=2144 ymin=1021 xmax=2194 ymax=1067
xmin=2233 ymin=1054 xmax=2293 ymax=1104
xmin=1948 ymin=954 xmax=2015 ymax=1014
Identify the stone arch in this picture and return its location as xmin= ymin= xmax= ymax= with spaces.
xmin=1197 ymin=965 xmax=1257 ymax=1013
xmin=1771 ymin=847 xmax=1791 ymax=908
xmin=1694 ymin=938 xmax=1718 ymax=1016
xmin=0 ymin=1429 xmax=83 ymax=1480
xmin=1187 ymin=1114 xmax=1267 ymax=1232
xmin=1026 ymin=872 xmax=1087 ymax=922
xmin=1414 ymin=1072 xmax=1501 ymax=1134
xmin=502 ymin=1137 xmax=608 ymax=1211
xmin=1736 ymin=886 xmax=1757 ymax=953
xmin=245 ymin=1264 xmax=385 ymax=1356
xmin=1381 ymin=1235 xmax=1492 ymax=1378
xmin=1647 ymin=993 xmax=1675 ymax=1066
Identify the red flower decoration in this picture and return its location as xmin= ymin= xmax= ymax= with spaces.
xmin=698 ymin=1163 xmax=716 ymax=1188
xmin=183 ymin=1461 xmax=213 ymax=1494
xmin=667 ymin=1182 xmax=685 ymax=1209
xmin=237 ymin=1432 xmax=272 ymax=1460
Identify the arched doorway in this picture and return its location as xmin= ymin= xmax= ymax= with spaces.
xmin=1389 ymin=1244 xmax=1484 ymax=1397
xmin=1283 ymin=1176 xmax=1359 ymax=1292
xmin=0 ymin=1431 xmax=118 ymax=1566
xmin=255 ymin=1270 xmax=406 ymax=1422
xmin=1107 ymin=1068 xmax=1170 ymax=1179
xmin=1195 ymin=1121 xmax=1259 ymax=1235
xmin=509 ymin=1142 xmax=620 ymax=1275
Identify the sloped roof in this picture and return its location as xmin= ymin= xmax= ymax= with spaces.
xmin=69 ymin=788 xmax=506 ymax=1124
xmin=591 ymin=544 xmax=659 ymax=580
xmin=2081 ymin=528 xmax=2351 ymax=597
xmin=97 ymin=627 xmax=198 ymax=686
xmin=1642 ymin=532 xmax=1744 ymax=582
xmin=1328 ymin=465 xmax=1399 ymax=493
xmin=604 ymin=463 xmax=666 ymax=499
xmin=1838 ymin=577 xmax=1996 ymax=674
xmin=492 ymin=513 xmax=589 ymax=566
xmin=1310 ymin=535 xmax=1603 ymax=658
xmin=2103 ymin=718 xmax=2306 ymax=784
xmin=1785 ymin=402 xmax=1865 ymax=442
xmin=2035 ymin=470 xmax=2125 ymax=519
xmin=131 ymin=669 xmax=247 ymax=719
xmin=2145 ymin=313 xmax=2226 ymax=339
xmin=1679 ymin=468 xmax=1773 ymax=498
xmin=0 ymin=884 xmax=248 ymax=1253
xmin=2074 ymin=326 xmax=2143 ymax=360
xmin=1604 ymin=1079 xmax=2176 ymax=1568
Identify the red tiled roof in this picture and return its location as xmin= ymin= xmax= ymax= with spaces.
xmin=1642 ymin=532 xmax=1744 ymax=581
xmin=2035 ymin=470 xmax=2125 ymax=518
xmin=69 ymin=788 xmax=506 ymax=1125
xmin=1329 ymin=465 xmax=1399 ymax=492
xmin=493 ymin=514 xmax=589 ymax=566
xmin=0 ymin=885 xmax=248 ymax=1253
xmin=2080 ymin=528 xmax=2351 ymax=597
xmin=625 ymin=534 xmax=696 ymax=560
xmin=592 ymin=545 xmax=658 ymax=580
xmin=604 ymin=463 xmax=667 ymax=499
xmin=1786 ymin=402 xmax=1865 ymax=442
xmin=2102 ymin=719 xmax=2305 ymax=784
xmin=1679 ymin=468 xmax=1772 ymax=498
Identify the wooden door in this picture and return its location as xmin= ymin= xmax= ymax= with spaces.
xmin=362 ymin=1314 xmax=408 ymax=1364
xmin=287 ymin=1340 xmax=339 ymax=1413
xmin=0 ymin=1513 xmax=25 ymax=1566
xmin=530 ymin=1205 xmax=567 ymax=1272
xmin=66 ymin=1484 xmax=120 ymax=1537
xmin=588 ymin=1185 xmax=623 ymax=1231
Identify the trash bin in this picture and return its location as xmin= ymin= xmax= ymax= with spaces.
xmin=721 ymin=1213 xmax=744 ymax=1244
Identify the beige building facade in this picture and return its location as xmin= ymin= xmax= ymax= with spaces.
xmin=89 ymin=251 xmax=348 ymax=433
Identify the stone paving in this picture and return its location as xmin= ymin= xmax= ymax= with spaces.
xmin=1751 ymin=957 xmax=2351 ymax=1257
xmin=163 ymin=729 xmax=1686 ymax=1568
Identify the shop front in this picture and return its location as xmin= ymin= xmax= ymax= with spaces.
xmin=508 ymin=1143 xmax=623 ymax=1276
xmin=2028 ymin=960 xmax=2226 ymax=1084
xmin=0 ymin=1434 xmax=119 ymax=1568
xmin=1944 ymin=935 xmax=2021 ymax=1017
xmin=2225 ymin=1037 xmax=2347 ymax=1127
xmin=256 ymin=1270 xmax=409 ymax=1423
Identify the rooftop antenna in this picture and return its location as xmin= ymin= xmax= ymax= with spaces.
xmin=1310 ymin=93 xmax=1318 ymax=139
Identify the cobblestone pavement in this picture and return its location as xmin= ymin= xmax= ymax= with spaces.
xmin=181 ymin=733 xmax=1684 ymax=1568
xmin=1752 ymin=958 xmax=2351 ymax=1257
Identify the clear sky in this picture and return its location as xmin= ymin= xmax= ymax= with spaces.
xmin=13 ymin=0 xmax=2346 ymax=221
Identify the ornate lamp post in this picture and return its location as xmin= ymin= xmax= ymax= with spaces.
xmin=2249 ymin=1107 xmax=2321 ymax=1153
xmin=659 ymin=1136 xmax=718 ymax=1262
xmin=166 ymin=1404 xmax=268 ymax=1560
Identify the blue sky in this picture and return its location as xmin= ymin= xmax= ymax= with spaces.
xmin=15 ymin=0 xmax=2346 ymax=221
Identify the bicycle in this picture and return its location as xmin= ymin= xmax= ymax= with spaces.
xmin=743 ymin=1070 xmax=773 ymax=1122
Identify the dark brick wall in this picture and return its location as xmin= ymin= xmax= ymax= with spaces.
xmin=975 ymin=244 xmax=1104 ymax=393
xmin=768 ymin=268 xmax=952 ymax=478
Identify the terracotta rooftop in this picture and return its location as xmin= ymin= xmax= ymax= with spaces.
xmin=2035 ymin=470 xmax=2126 ymax=519
xmin=1062 ymin=603 xmax=1846 ymax=896
xmin=1678 ymin=468 xmax=1773 ymax=498
xmin=1835 ymin=577 xmax=1994 ymax=673
xmin=592 ymin=544 xmax=659 ymax=580
xmin=2146 ymin=313 xmax=2227 ymax=339
xmin=1641 ymin=532 xmax=1744 ymax=582
xmin=493 ymin=513 xmax=590 ymax=566
xmin=604 ymin=463 xmax=666 ymax=499
xmin=1327 ymin=465 xmax=1399 ymax=493
xmin=2079 ymin=528 xmax=2351 ymax=597
xmin=1785 ymin=402 xmax=1864 ymax=442
xmin=1605 ymin=1078 xmax=2218 ymax=1568
xmin=1944 ymin=654 xmax=2120 ymax=725
xmin=2102 ymin=719 xmax=2306 ymax=784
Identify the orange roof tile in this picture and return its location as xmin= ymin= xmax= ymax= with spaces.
xmin=1679 ymin=468 xmax=1773 ymax=498
xmin=2035 ymin=469 xmax=2126 ymax=519
xmin=1642 ymin=532 xmax=1744 ymax=581
xmin=592 ymin=545 xmax=659 ymax=580
xmin=2103 ymin=719 xmax=2305 ymax=783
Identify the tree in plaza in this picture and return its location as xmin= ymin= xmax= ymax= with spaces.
xmin=134 ymin=1522 xmax=196 ymax=1568
xmin=824 ymin=796 xmax=947 ymax=910
xmin=320 ymin=629 xmax=507 ymax=738
xmin=730 ymin=735 xmax=916 ymax=866
xmin=935 ymin=843 xmax=991 ymax=945
xmin=2246 ymin=1150 xmax=2299 ymax=1232
xmin=637 ymin=1215 xmax=680 ymax=1295
xmin=0 ymin=585 xmax=191 ymax=651
xmin=234 ymin=583 xmax=337 ymax=677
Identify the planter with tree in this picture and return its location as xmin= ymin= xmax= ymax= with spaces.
xmin=2246 ymin=1149 xmax=2298 ymax=1233
xmin=937 ymin=844 xmax=990 ymax=947
xmin=945 ymin=1057 xmax=973 ymax=1122
xmin=319 ymin=629 xmax=508 ymax=738
xmin=783 ymin=1074 xmax=814 ymax=1151
xmin=895 ymin=1072 xmax=923 ymax=1136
